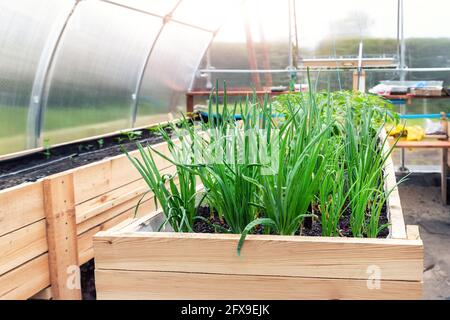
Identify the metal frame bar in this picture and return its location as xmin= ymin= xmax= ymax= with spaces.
xmin=100 ymin=0 xmax=216 ymax=34
xmin=26 ymin=0 xmax=80 ymax=149
xmin=187 ymin=0 xmax=247 ymax=94
xmin=130 ymin=0 xmax=184 ymax=127
xmin=197 ymin=67 xmax=450 ymax=73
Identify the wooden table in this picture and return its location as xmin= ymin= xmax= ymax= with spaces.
xmin=395 ymin=139 xmax=450 ymax=205
xmin=186 ymin=90 xmax=290 ymax=113
xmin=382 ymin=94 xmax=450 ymax=105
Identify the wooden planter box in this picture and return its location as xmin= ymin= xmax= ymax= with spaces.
xmin=93 ymin=151 xmax=424 ymax=300
xmin=0 ymin=140 xmax=175 ymax=299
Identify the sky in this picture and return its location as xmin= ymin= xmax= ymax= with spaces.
xmin=215 ymin=0 xmax=450 ymax=47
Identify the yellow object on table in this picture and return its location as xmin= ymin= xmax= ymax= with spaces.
xmin=387 ymin=124 xmax=425 ymax=141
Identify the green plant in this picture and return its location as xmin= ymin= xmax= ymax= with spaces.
xmin=124 ymin=140 xmax=199 ymax=233
xmin=124 ymin=79 xmax=402 ymax=255
xmin=122 ymin=130 xmax=143 ymax=141
xmin=97 ymin=138 xmax=104 ymax=149
xmin=343 ymin=107 xmax=395 ymax=237
xmin=317 ymin=140 xmax=353 ymax=237
xmin=43 ymin=139 xmax=51 ymax=159
xmin=172 ymin=91 xmax=263 ymax=234
xmin=252 ymin=91 xmax=331 ymax=237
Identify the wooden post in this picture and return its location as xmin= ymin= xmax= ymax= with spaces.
xmin=440 ymin=112 xmax=448 ymax=140
xmin=244 ymin=2 xmax=262 ymax=90
xmin=186 ymin=93 xmax=194 ymax=114
xmin=442 ymin=148 xmax=448 ymax=206
xmin=43 ymin=173 xmax=81 ymax=300
xmin=352 ymin=70 xmax=366 ymax=92
xmin=440 ymin=112 xmax=449 ymax=205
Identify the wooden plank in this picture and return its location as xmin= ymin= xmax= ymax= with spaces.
xmin=187 ymin=90 xmax=285 ymax=97
xmin=448 ymin=148 xmax=450 ymax=168
xmin=73 ymin=160 xmax=112 ymax=205
xmin=73 ymin=140 xmax=173 ymax=204
xmin=352 ymin=70 xmax=366 ymax=92
xmin=396 ymin=140 xmax=450 ymax=148
xmin=29 ymin=287 xmax=52 ymax=300
xmin=75 ymin=179 xmax=148 ymax=224
xmin=43 ymin=173 xmax=81 ymax=300
xmin=300 ymin=57 xmax=396 ymax=69
xmin=0 ymin=219 xmax=48 ymax=276
xmin=76 ymin=189 xmax=155 ymax=236
xmin=0 ymin=254 xmax=50 ymax=300
xmin=94 ymin=231 xmax=423 ymax=282
xmin=383 ymin=133 xmax=407 ymax=239
xmin=95 ymin=269 xmax=422 ymax=300
xmin=78 ymin=198 xmax=157 ymax=265
xmin=442 ymin=148 xmax=448 ymax=205
xmin=407 ymin=225 xmax=421 ymax=240
xmin=109 ymin=141 xmax=173 ymax=189
xmin=75 ymin=165 xmax=176 ymax=224
xmin=0 ymin=182 xmax=45 ymax=237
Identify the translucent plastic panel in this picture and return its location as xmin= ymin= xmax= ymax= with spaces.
xmin=206 ymin=0 xmax=289 ymax=88
xmin=136 ymin=22 xmax=212 ymax=126
xmin=43 ymin=1 xmax=162 ymax=145
xmin=404 ymin=0 xmax=450 ymax=39
xmin=0 ymin=0 xmax=74 ymax=155
xmin=404 ymin=0 xmax=450 ymax=68
xmin=172 ymin=0 xmax=241 ymax=31
xmin=295 ymin=0 xmax=398 ymax=58
xmin=108 ymin=0 xmax=179 ymax=16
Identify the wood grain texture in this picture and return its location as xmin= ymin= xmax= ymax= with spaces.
xmin=442 ymin=149 xmax=448 ymax=205
xmin=29 ymin=287 xmax=52 ymax=300
xmin=43 ymin=173 xmax=81 ymax=300
xmin=75 ymin=166 xmax=176 ymax=228
xmin=0 ymin=219 xmax=48 ymax=276
xmin=0 ymin=254 xmax=50 ymax=300
xmin=0 ymin=182 xmax=44 ymax=237
xmin=382 ymin=132 xmax=407 ymax=239
xmin=396 ymin=140 xmax=450 ymax=148
xmin=73 ymin=140 xmax=173 ymax=204
xmin=94 ymin=231 xmax=423 ymax=282
xmin=75 ymin=179 xmax=148 ymax=224
xmin=77 ymin=198 xmax=157 ymax=265
xmin=407 ymin=225 xmax=421 ymax=240
xmin=95 ymin=269 xmax=422 ymax=300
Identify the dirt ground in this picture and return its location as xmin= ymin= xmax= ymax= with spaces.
xmin=397 ymin=173 xmax=450 ymax=300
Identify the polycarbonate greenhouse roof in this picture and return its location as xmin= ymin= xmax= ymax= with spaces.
xmin=0 ymin=0 xmax=242 ymax=155
xmin=1 ymin=0 xmax=449 ymax=156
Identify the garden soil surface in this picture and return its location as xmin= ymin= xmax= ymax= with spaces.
xmin=0 ymin=128 xmax=168 ymax=190
xmin=193 ymin=205 xmax=389 ymax=238
xmin=397 ymin=172 xmax=450 ymax=300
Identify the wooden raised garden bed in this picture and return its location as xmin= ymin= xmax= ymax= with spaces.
xmin=0 ymin=139 xmax=175 ymax=300
xmin=93 ymin=150 xmax=424 ymax=300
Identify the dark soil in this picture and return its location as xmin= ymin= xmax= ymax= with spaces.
xmin=193 ymin=204 xmax=389 ymax=239
xmin=301 ymin=202 xmax=389 ymax=238
xmin=80 ymin=259 xmax=96 ymax=300
xmin=193 ymin=206 xmax=264 ymax=234
xmin=193 ymin=206 xmax=230 ymax=233
xmin=0 ymin=127 xmax=170 ymax=190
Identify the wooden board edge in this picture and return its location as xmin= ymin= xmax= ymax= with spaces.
xmin=382 ymin=130 xmax=407 ymax=240
xmin=29 ymin=287 xmax=52 ymax=300
xmin=0 ymin=254 xmax=50 ymax=300
xmin=95 ymin=269 xmax=422 ymax=300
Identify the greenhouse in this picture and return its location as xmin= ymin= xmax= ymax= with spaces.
xmin=0 ymin=0 xmax=448 ymax=303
